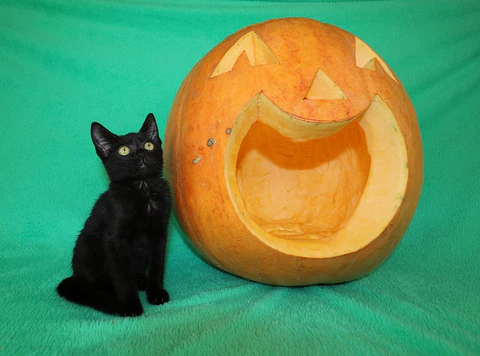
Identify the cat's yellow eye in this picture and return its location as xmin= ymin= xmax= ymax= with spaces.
xmin=144 ymin=142 xmax=154 ymax=151
xmin=118 ymin=145 xmax=130 ymax=156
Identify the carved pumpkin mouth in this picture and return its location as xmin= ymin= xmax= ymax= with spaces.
xmin=225 ymin=93 xmax=409 ymax=258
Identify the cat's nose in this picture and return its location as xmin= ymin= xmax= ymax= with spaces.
xmin=138 ymin=156 xmax=147 ymax=168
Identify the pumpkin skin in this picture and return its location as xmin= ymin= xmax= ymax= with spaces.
xmin=164 ymin=18 xmax=423 ymax=285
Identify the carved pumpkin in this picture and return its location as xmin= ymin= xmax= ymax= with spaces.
xmin=164 ymin=18 xmax=423 ymax=285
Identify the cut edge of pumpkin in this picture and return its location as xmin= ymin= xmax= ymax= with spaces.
xmin=224 ymin=92 xmax=409 ymax=258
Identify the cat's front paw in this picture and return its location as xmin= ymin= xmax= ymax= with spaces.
xmin=147 ymin=288 xmax=169 ymax=305
xmin=118 ymin=300 xmax=144 ymax=317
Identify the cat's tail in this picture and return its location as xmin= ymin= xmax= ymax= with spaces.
xmin=56 ymin=276 xmax=118 ymax=314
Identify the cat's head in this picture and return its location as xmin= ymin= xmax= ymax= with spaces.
xmin=91 ymin=114 xmax=164 ymax=182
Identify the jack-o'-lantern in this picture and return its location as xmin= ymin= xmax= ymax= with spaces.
xmin=164 ymin=18 xmax=423 ymax=285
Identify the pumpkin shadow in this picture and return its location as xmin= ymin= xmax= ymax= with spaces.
xmin=168 ymin=213 xmax=226 ymax=272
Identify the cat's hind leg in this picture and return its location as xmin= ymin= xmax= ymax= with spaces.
xmin=56 ymin=276 xmax=119 ymax=315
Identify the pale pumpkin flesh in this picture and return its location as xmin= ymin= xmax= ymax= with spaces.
xmin=225 ymin=93 xmax=408 ymax=258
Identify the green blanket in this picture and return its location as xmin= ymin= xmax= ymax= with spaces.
xmin=1 ymin=0 xmax=479 ymax=354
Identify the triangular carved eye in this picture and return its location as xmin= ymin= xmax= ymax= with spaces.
xmin=304 ymin=68 xmax=346 ymax=100
xmin=363 ymin=58 xmax=377 ymax=71
xmin=355 ymin=37 xmax=397 ymax=83
xmin=211 ymin=31 xmax=279 ymax=78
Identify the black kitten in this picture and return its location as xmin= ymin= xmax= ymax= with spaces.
xmin=57 ymin=114 xmax=171 ymax=317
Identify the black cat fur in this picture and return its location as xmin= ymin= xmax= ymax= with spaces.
xmin=57 ymin=114 xmax=171 ymax=317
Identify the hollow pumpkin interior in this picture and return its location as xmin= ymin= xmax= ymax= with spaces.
xmin=225 ymin=93 xmax=409 ymax=258
xmin=236 ymin=120 xmax=371 ymax=239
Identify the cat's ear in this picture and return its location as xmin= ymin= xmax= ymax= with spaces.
xmin=140 ymin=113 xmax=159 ymax=140
xmin=91 ymin=122 xmax=118 ymax=160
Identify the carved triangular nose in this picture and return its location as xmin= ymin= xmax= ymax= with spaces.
xmin=304 ymin=68 xmax=346 ymax=100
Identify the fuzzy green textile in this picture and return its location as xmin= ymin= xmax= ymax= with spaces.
xmin=1 ymin=0 xmax=479 ymax=354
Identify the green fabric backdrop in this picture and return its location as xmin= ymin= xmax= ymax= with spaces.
xmin=1 ymin=0 xmax=479 ymax=354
